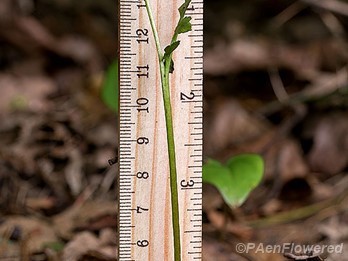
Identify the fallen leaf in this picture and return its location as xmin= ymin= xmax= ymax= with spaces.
xmin=308 ymin=113 xmax=348 ymax=175
xmin=62 ymin=232 xmax=100 ymax=260
xmin=0 ymin=216 xmax=58 ymax=256
xmin=205 ymin=99 xmax=268 ymax=155
xmin=277 ymin=140 xmax=309 ymax=181
xmin=53 ymin=201 xmax=117 ymax=240
xmin=0 ymin=74 xmax=54 ymax=113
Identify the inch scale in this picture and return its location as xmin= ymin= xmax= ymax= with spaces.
xmin=118 ymin=0 xmax=203 ymax=260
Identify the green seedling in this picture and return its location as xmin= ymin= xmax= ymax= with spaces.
xmin=101 ymin=60 xmax=119 ymax=112
xmin=203 ymin=154 xmax=264 ymax=208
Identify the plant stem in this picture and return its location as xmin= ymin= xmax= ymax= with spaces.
xmin=144 ymin=0 xmax=163 ymax=61
xmin=144 ymin=1 xmax=181 ymax=260
xmin=161 ymin=62 xmax=182 ymax=261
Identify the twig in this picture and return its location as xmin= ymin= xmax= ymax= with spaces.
xmin=301 ymin=0 xmax=348 ymax=17
xmin=247 ymin=188 xmax=348 ymax=228
xmin=259 ymin=67 xmax=348 ymax=115
xmin=272 ymin=2 xmax=306 ymax=28
xmin=268 ymin=67 xmax=290 ymax=103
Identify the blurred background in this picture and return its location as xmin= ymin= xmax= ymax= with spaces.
xmin=0 ymin=0 xmax=348 ymax=260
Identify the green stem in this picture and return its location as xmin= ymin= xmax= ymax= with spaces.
xmin=144 ymin=1 xmax=181 ymax=260
xmin=144 ymin=0 xmax=163 ymax=60
xmin=161 ymin=62 xmax=182 ymax=261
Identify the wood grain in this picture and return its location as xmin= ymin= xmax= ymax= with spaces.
xmin=119 ymin=0 xmax=203 ymax=260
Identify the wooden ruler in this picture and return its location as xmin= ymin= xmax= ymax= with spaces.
xmin=118 ymin=0 xmax=203 ymax=260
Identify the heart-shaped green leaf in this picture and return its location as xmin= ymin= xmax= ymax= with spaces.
xmin=203 ymin=154 xmax=264 ymax=208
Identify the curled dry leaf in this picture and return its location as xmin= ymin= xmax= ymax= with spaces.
xmin=308 ymin=113 xmax=348 ymax=175
xmin=62 ymin=231 xmax=100 ymax=260
xmin=202 ymin=184 xmax=224 ymax=212
xmin=205 ymin=99 xmax=268 ymax=155
xmin=62 ymin=231 xmax=117 ymax=261
xmin=0 ymin=216 xmax=58 ymax=256
xmin=0 ymin=74 xmax=54 ymax=113
xmin=276 ymin=140 xmax=309 ymax=181
xmin=203 ymin=238 xmax=246 ymax=261
xmin=206 ymin=210 xmax=253 ymax=240
xmin=53 ymin=201 xmax=117 ymax=240
xmin=318 ymin=217 xmax=348 ymax=243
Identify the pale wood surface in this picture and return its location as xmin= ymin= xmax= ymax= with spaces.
xmin=119 ymin=0 xmax=203 ymax=260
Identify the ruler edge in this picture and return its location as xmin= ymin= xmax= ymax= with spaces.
xmin=117 ymin=0 xmax=121 ymax=257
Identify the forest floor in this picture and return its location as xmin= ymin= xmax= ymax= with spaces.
xmin=0 ymin=0 xmax=348 ymax=260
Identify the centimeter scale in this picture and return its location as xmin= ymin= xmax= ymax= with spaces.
xmin=118 ymin=0 xmax=203 ymax=260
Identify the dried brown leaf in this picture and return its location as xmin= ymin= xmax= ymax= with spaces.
xmin=309 ymin=113 xmax=348 ymax=175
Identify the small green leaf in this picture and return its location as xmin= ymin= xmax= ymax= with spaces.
xmin=203 ymin=154 xmax=264 ymax=208
xmin=164 ymin=41 xmax=180 ymax=58
xmin=179 ymin=0 xmax=192 ymax=18
xmin=175 ymin=16 xmax=192 ymax=35
xmin=101 ymin=60 xmax=119 ymax=113
xmin=163 ymin=41 xmax=180 ymax=74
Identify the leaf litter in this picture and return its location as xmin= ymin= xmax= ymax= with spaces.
xmin=0 ymin=0 xmax=348 ymax=260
